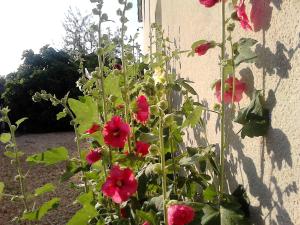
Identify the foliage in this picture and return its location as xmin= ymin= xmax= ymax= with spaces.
xmin=0 ymin=0 xmax=269 ymax=224
xmin=2 ymin=46 xmax=81 ymax=133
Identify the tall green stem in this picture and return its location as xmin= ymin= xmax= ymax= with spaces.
xmin=121 ymin=1 xmax=133 ymax=154
xmin=159 ymin=112 xmax=168 ymax=225
xmin=6 ymin=118 xmax=29 ymax=211
xmin=220 ymin=0 xmax=226 ymax=196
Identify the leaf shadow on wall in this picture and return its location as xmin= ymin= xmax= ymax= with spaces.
xmin=227 ymin=1 xmax=299 ymax=225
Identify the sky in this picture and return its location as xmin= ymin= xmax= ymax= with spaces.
xmin=0 ymin=0 xmax=142 ymax=75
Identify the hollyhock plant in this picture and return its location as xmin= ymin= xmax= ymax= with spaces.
xmin=103 ymin=116 xmax=130 ymax=148
xmin=199 ymin=0 xmax=220 ymax=8
xmin=85 ymin=123 xmax=100 ymax=134
xmin=142 ymin=222 xmax=150 ymax=225
xmin=135 ymin=95 xmax=150 ymax=124
xmin=135 ymin=141 xmax=150 ymax=156
xmin=215 ymin=76 xmax=246 ymax=103
xmin=236 ymin=0 xmax=252 ymax=31
xmin=167 ymin=204 xmax=195 ymax=225
xmin=86 ymin=148 xmax=102 ymax=165
xmin=195 ymin=42 xmax=212 ymax=56
xmin=101 ymin=165 xmax=138 ymax=204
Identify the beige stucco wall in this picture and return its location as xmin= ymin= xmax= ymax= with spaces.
xmin=142 ymin=0 xmax=300 ymax=224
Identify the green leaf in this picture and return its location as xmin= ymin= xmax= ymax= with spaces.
xmin=234 ymin=91 xmax=269 ymax=138
xmin=3 ymin=151 xmax=24 ymax=159
xmin=56 ymin=111 xmax=67 ymax=120
xmin=234 ymin=38 xmax=258 ymax=66
xmin=26 ymin=146 xmax=69 ymax=165
xmin=179 ymin=153 xmax=204 ymax=166
xmin=66 ymin=204 xmax=98 ymax=225
xmin=76 ymin=191 xmax=94 ymax=205
xmin=139 ymin=133 xmax=159 ymax=143
xmin=15 ymin=117 xmax=28 ymax=128
xmin=0 ymin=182 xmax=4 ymax=200
xmin=61 ymin=161 xmax=84 ymax=182
xmin=0 ymin=133 xmax=11 ymax=143
xmin=182 ymin=106 xmax=203 ymax=128
xmin=68 ymin=96 xmax=99 ymax=134
xmin=22 ymin=198 xmax=60 ymax=221
xmin=203 ymin=185 xmax=217 ymax=201
xmin=201 ymin=205 xmax=220 ymax=225
xmin=34 ymin=183 xmax=56 ymax=197
xmin=104 ymin=73 xmax=123 ymax=104
xmin=136 ymin=210 xmax=156 ymax=225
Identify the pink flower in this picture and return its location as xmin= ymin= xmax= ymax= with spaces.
xmin=167 ymin=204 xmax=195 ymax=225
xmin=198 ymin=0 xmax=220 ymax=8
xmin=135 ymin=141 xmax=150 ymax=157
xmin=195 ymin=43 xmax=212 ymax=56
xmin=103 ymin=116 xmax=130 ymax=148
xmin=86 ymin=148 xmax=102 ymax=165
xmin=85 ymin=123 xmax=100 ymax=134
xmin=101 ymin=165 xmax=138 ymax=204
xmin=142 ymin=222 xmax=150 ymax=225
xmin=135 ymin=95 xmax=150 ymax=124
xmin=236 ymin=0 xmax=252 ymax=31
xmin=215 ymin=76 xmax=246 ymax=103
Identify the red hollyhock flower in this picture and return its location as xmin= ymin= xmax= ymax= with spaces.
xmin=142 ymin=222 xmax=150 ymax=225
xmin=135 ymin=141 xmax=150 ymax=157
xmin=113 ymin=64 xmax=122 ymax=70
xmin=167 ymin=204 xmax=195 ymax=225
xmin=236 ymin=0 xmax=252 ymax=31
xmin=215 ymin=76 xmax=246 ymax=103
xmin=85 ymin=123 xmax=100 ymax=134
xmin=195 ymin=43 xmax=212 ymax=56
xmin=135 ymin=95 xmax=150 ymax=124
xmin=103 ymin=116 xmax=130 ymax=148
xmin=199 ymin=0 xmax=220 ymax=8
xmin=86 ymin=148 xmax=102 ymax=165
xmin=101 ymin=165 xmax=138 ymax=204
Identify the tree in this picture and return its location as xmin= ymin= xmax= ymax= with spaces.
xmin=63 ymin=7 xmax=97 ymax=56
xmin=2 ymin=45 xmax=81 ymax=133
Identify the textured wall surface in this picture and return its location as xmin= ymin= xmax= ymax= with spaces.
xmin=142 ymin=0 xmax=300 ymax=224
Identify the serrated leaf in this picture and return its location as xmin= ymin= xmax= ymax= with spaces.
xmin=67 ymin=204 xmax=97 ymax=225
xmin=0 ymin=182 xmax=4 ymax=200
xmin=15 ymin=117 xmax=28 ymax=128
xmin=182 ymin=106 xmax=203 ymax=128
xmin=76 ymin=191 xmax=93 ymax=206
xmin=104 ymin=73 xmax=123 ymax=105
xmin=179 ymin=154 xmax=204 ymax=166
xmin=0 ymin=133 xmax=11 ymax=143
xmin=22 ymin=198 xmax=60 ymax=221
xmin=3 ymin=151 xmax=24 ymax=159
xmin=136 ymin=210 xmax=156 ymax=225
xmin=149 ymin=195 xmax=164 ymax=211
xmin=234 ymin=38 xmax=258 ymax=66
xmin=34 ymin=183 xmax=56 ymax=197
xmin=234 ymin=91 xmax=269 ymax=138
xmin=68 ymin=96 xmax=99 ymax=134
xmin=26 ymin=146 xmax=69 ymax=165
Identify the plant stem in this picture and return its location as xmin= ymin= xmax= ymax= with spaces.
xmin=7 ymin=119 xmax=29 ymax=211
xmin=121 ymin=1 xmax=133 ymax=154
xmin=159 ymin=111 xmax=168 ymax=225
xmin=97 ymin=2 xmax=108 ymax=123
xmin=65 ymin=106 xmax=89 ymax=193
xmin=220 ymin=0 xmax=226 ymax=197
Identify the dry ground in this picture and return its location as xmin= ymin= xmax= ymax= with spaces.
xmin=0 ymin=132 xmax=83 ymax=225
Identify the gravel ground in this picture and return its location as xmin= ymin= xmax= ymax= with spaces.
xmin=0 ymin=132 xmax=83 ymax=225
